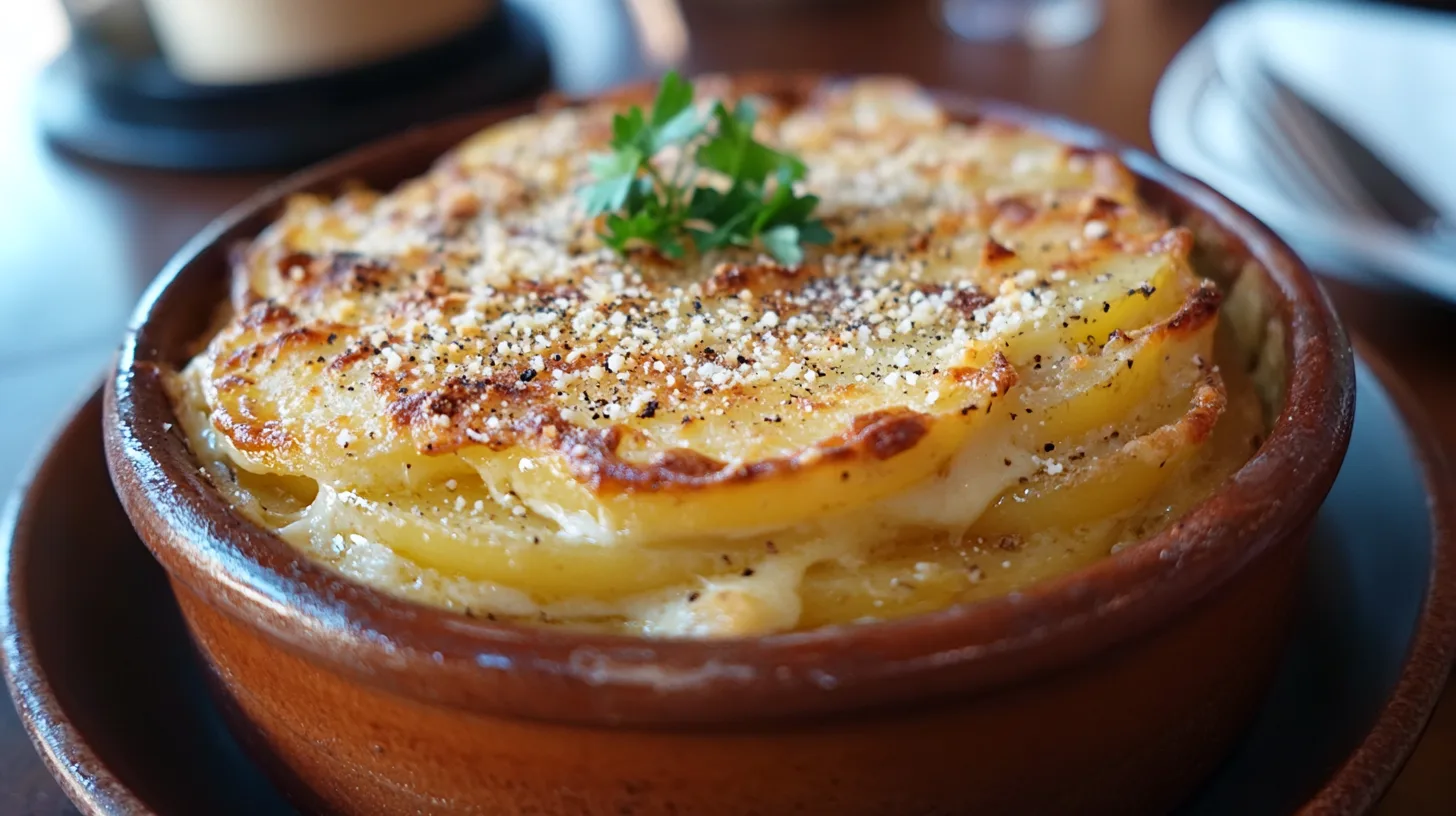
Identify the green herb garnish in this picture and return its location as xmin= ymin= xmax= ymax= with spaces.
xmin=579 ymin=71 xmax=831 ymax=266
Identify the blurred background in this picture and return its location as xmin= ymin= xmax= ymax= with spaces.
xmin=1 ymin=0 xmax=1454 ymax=812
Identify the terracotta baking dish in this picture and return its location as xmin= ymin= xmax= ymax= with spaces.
xmin=104 ymin=80 xmax=1355 ymax=815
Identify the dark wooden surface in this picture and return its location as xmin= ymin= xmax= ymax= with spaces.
xmin=1 ymin=0 xmax=1452 ymax=812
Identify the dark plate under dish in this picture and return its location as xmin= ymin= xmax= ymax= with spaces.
xmin=1 ymin=352 xmax=1453 ymax=815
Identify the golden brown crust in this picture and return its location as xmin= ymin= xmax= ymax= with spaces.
xmin=183 ymin=75 xmax=1208 ymax=504
xmin=1163 ymin=283 xmax=1223 ymax=336
xmin=209 ymin=400 xmax=291 ymax=453
xmin=554 ymin=406 xmax=936 ymax=494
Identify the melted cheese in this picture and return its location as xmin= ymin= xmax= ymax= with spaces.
xmin=169 ymin=76 xmax=1264 ymax=636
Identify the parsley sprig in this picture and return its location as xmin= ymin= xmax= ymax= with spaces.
xmin=579 ymin=72 xmax=831 ymax=266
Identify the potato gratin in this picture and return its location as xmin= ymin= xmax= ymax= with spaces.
xmin=170 ymin=78 xmax=1264 ymax=637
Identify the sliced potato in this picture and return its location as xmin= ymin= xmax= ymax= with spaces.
xmin=973 ymin=374 xmax=1227 ymax=536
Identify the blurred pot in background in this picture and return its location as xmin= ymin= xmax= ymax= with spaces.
xmin=142 ymin=0 xmax=498 ymax=84
xmin=41 ymin=0 xmax=547 ymax=170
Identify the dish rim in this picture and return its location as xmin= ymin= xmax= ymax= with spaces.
xmin=1295 ymin=343 xmax=1456 ymax=815
xmin=0 ymin=392 xmax=152 ymax=816
xmin=103 ymin=78 xmax=1356 ymax=726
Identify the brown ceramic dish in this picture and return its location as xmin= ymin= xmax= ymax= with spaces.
xmin=103 ymin=79 xmax=1355 ymax=815
xmin=8 ymin=347 xmax=1448 ymax=815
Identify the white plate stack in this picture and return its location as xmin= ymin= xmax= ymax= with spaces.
xmin=1151 ymin=0 xmax=1456 ymax=304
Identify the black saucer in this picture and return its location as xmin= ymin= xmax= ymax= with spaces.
xmin=1 ymin=354 xmax=1453 ymax=814
xmin=35 ymin=2 xmax=551 ymax=171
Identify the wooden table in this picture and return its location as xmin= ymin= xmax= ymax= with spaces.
xmin=1 ymin=0 xmax=1451 ymax=811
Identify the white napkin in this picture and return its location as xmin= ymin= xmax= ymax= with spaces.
xmin=1152 ymin=0 xmax=1456 ymax=301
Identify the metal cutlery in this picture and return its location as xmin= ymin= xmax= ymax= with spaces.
xmin=1237 ymin=59 xmax=1455 ymax=242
